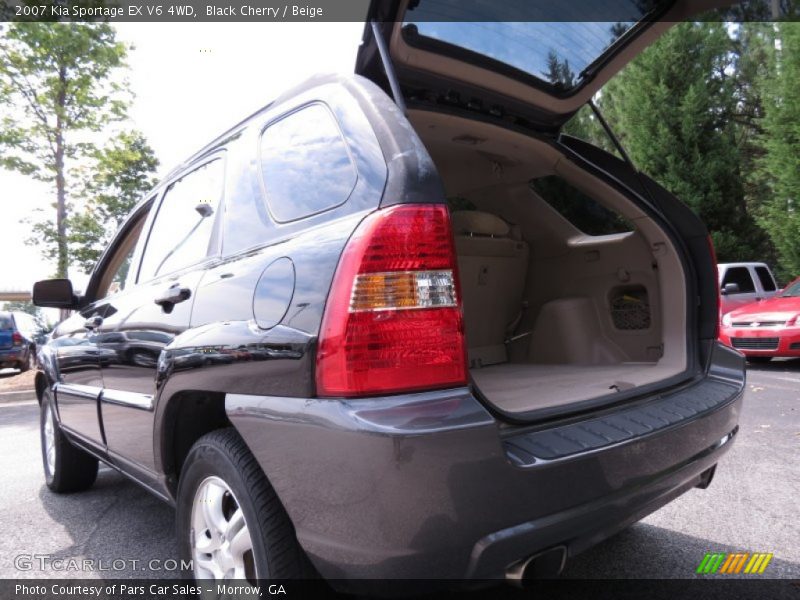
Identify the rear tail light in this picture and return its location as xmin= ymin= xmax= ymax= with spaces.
xmin=316 ymin=204 xmax=468 ymax=397
xmin=12 ymin=332 xmax=23 ymax=346
xmin=708 ymin=235 xmax=720 ymax=337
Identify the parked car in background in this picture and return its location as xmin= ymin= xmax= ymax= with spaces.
xmin=0 ymin=311 xmax=39 ymax=372
xmin=30 ymin=3 xmax=745 ymax=589
xmin=720 ymin=276 xmax=800 ymax=362
xmin=718 ymin=262 xmax=779 ymax=316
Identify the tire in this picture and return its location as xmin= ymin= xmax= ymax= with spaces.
xmin=40 ymin=389 xmax=99 ymax=493
xmin=176 ymin=428 xmax=312 ymax=581
xmin=19 ymin=347 xmax=35 ymax=372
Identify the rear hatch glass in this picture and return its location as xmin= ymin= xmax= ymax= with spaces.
xmin=403 ymin=7 xmax=655 ymax=93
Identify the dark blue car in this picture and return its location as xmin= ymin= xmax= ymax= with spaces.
xmin=0 ymin=311 xmax=39 ymax=372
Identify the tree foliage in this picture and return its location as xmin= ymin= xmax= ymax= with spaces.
xmin=68 ymin=130 xmax=159 ymax=274
xmin=756 ymin=22 xmax=800 ymax=279
xmin=0 ymin=21 xmax=130 ymax=277
xmin=582 ymin=22 xmax=773 ymax=262
xmin=2 ymin=300 xmax=49 ymax=330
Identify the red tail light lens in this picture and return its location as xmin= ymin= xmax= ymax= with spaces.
xmin=316 ymin=204 xmax=468 ymax=397
xmin=12 ymin=332 xmax=23 ymax=346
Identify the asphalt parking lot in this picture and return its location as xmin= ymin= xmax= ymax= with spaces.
xmin=0 ymin=362 xmax=798 ymax=583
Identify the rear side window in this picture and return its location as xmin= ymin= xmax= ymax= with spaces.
xmin=530 ymin=176 xmax=632 ymax=236
xmin=722 ymin=267 xmax=756 ymax=294
xmin=139 ymin=160 xmax=224 ymax=282
xmin=259 ymin=103 xmax=357 ymax=223
xmin=755 ymin=266 xmax=777 ymax=292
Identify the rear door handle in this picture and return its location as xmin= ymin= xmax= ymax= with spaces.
xmin=154 ymin=283 xmax=191 ymax=313
xmin=84 ymin=315 xmax=103 ymax=330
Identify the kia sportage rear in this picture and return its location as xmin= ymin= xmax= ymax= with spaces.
xmin=32 ymin=0 xmax=745 ymax=590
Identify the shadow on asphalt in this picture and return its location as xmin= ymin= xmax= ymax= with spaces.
xmin=36 ymin=468 xmax=179 ymax=578
xmin=745 ymin=357 xmax=800 ymax=372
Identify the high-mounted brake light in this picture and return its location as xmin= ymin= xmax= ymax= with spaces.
xmin=316 ymin=204 xmax=468 ymax=397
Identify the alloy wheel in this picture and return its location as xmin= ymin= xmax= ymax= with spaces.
xmin=190 ymin=476 xmax=256 ymax=581
xmin=43 ymin=403 xmax=56 ymax=475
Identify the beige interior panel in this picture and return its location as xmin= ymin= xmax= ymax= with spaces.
xmin=471 ymin=362 xmax=684 ymax=412
xmin=454 ymin=222 xmax=528 ymax=368
xmin=409 ymin=109 xmax=689 ymax=412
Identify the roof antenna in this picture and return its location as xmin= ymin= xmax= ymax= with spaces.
xmin=371 ymin=21 xmax=407 ymax=115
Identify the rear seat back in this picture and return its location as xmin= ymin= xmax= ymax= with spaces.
xmin=452 ymin=211 xmax=529 ymax=367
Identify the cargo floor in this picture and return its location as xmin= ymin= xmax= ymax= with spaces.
xmin=470 ymin=362 xmax=678 ymax=413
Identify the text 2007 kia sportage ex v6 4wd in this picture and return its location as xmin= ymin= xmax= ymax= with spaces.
xmin=32 ymin=2 xmax=744 ymax=589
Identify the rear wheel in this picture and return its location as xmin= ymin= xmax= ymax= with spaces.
xmin=40 ymin=390 xmax=99 ymax=492
xmin=176 ymin=428 xmax=311 ymax=581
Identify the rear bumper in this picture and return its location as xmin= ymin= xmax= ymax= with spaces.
xmin=720 ymin=325 xmax=800 ymax=356
xmin=0 ymin=347 xmax=22 ymax=367
xmin=226 ymin=343 xmax=744 ymax=585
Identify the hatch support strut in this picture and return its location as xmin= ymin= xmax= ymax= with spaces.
xmin=588 ymin=99 xmax=659 ymax=211
xmin=370 ymin=21 xmax=407 ymax=115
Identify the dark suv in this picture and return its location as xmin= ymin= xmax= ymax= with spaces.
xmin=0 ymin=311 xmax=39 ymax=372
xmin=32 ymin=4 xmax=745 ymax=589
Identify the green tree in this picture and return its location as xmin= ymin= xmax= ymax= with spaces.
xmin=68 ymin=130 xmax=159 ymax=274
xmin=0 ymin=21 xmax=129 ymax=278
xmin=731 ymin=23 xmax=775 ymax=230
xmin=597 ymin=22 xmax=771 ymax=261
xmin=542 ymin=50 xmax=576 ymax=88
xmin=2 ymin=300 xmax=38 ymax=317
xmin=2 ymin=300 xmax=49 ymax=330
xmin=756 ymin=22 xmax=800 ymax=279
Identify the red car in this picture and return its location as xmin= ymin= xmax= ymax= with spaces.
xmin=720 ymin=277 xmax=800 ymax=361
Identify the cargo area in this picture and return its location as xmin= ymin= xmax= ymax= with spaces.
xmin=410 ymin=110 xmax=690 ymax=415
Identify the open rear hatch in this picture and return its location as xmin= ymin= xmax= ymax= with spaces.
xmin=356 ymin=0 xmax=727 ymax=421
xmin=357 ymin=0 xmax=730 ymax=129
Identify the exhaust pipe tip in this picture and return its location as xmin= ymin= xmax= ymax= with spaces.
xmin=506 ymin=546 xmax=567 ymax=587
xmin=696 ymin=464 xmax=717 ymax=489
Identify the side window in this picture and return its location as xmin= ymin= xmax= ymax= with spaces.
xmin=530 ymin=176 xmax=633 ymax=236
xmin=139 ymin=159 xmax=224 ymax=282
xmin=755 ymin=266 xmax=777 ymax=292
xmin=722 ymin=267 xmax=756 ymax=294
xmin=95 ymin=206 xmax=150 ymax=300
xmin=259 ymin=103 xmax=357 ymax=223
xmin=106 ymin=244 xmax=136 ymax=297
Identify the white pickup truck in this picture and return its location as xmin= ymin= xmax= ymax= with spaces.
xmin=719 ymin=262 xmax=780 ymax=315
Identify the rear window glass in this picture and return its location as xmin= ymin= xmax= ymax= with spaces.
xmin=0 ymin=316 xmax=12 ymax=330
xmin=722 ymin=267 xmax=756 ymax=294
xmin=755 ymin=266 xmax=776 ymax=292
xmin=782 ymin=280 xmax=800 ymax=297
xmin=530 ymin=176 xmax=632 ymax=236
xmin=402 ymin=1 xmax=663 ymax=91
xmin=128 ymin=331 xmax=170 ymax=343
xmin=259 ymin=103 xmax=356 ymax=223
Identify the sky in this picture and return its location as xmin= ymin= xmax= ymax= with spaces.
xmin=0 ymin=22 xmax=364 ymax=296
